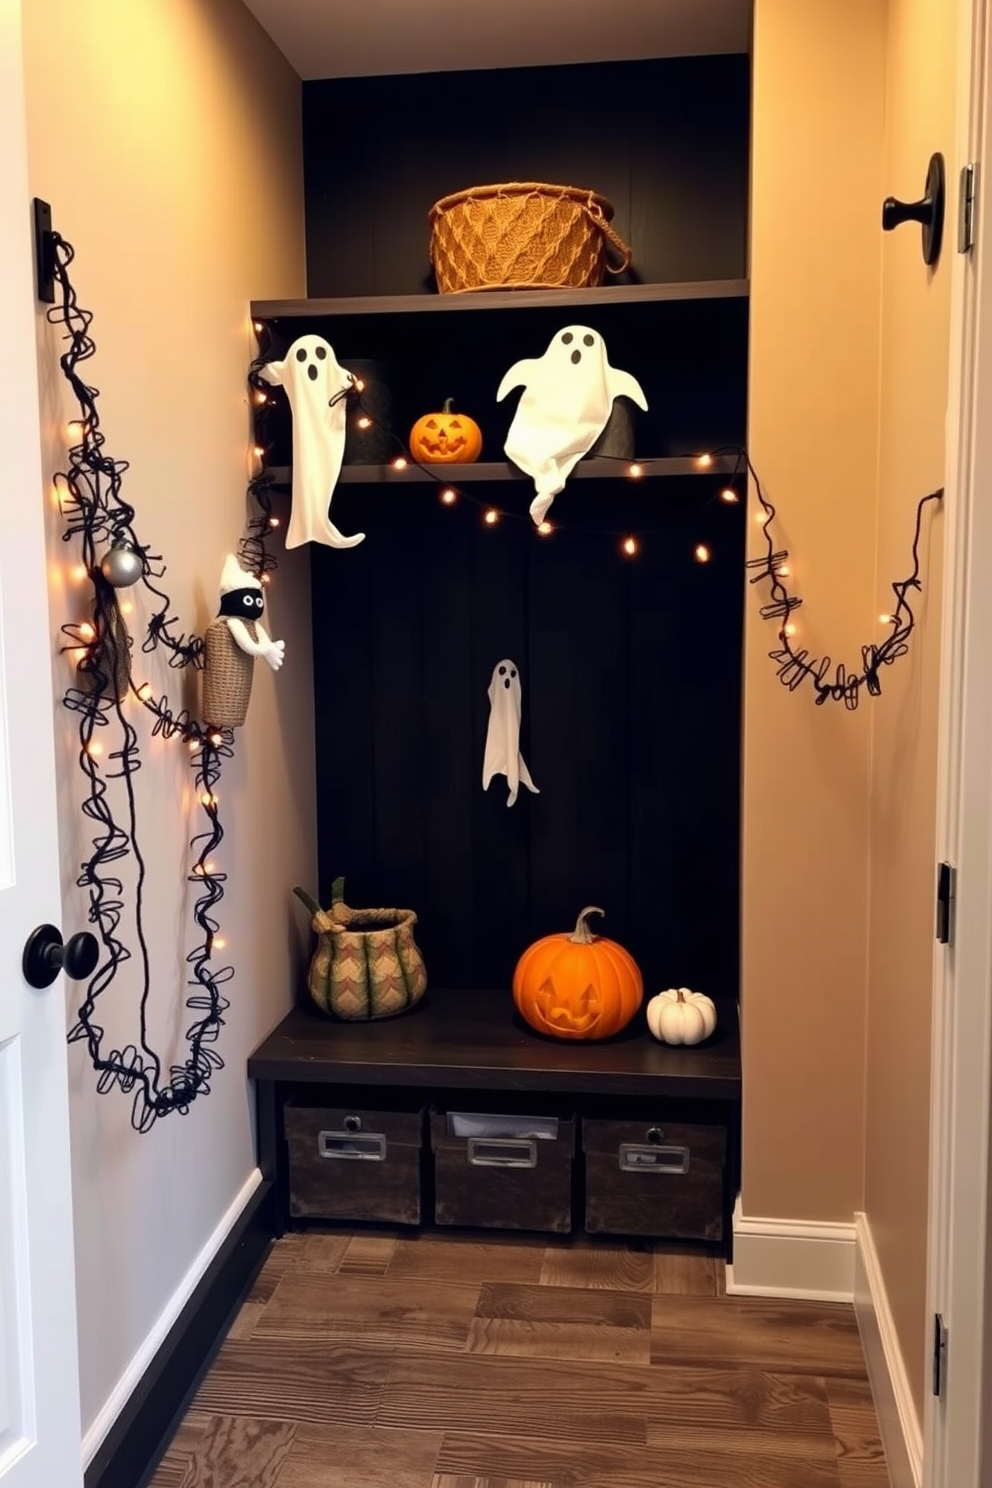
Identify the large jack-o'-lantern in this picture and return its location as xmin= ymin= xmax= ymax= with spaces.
xmin=409 ymin=398 xmax=483 ymax=463
xmin=512 ymin=906 xmax=643 ymax=1041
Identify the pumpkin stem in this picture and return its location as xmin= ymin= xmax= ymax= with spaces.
xmin=442 ymin=397 xmax=455 ymax=413
xmin=676 ymin=988 xmax=686 ymax=1003
xmin=569 ymin=906 xmax=605 ymax=944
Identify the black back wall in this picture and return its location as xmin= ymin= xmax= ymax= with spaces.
xmin=301 ymin=53 xmax=749 ymax=1001
xmin=311 ymin=480 xmax=743 ymax=997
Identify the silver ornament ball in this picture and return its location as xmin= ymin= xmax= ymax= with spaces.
xmin=100 ymin=542 xmax=143 ymax=588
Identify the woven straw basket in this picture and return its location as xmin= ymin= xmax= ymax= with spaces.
xmin=429 ymin=182 xmax=632 ymax=293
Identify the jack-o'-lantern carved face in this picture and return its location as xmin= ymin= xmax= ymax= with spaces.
xmin=534 ymin=977 xmax=603 ymax=1034
xmin=409 ymin=399 xmax=483 ymax=464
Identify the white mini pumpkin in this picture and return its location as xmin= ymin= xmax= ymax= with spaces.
xmin=646 ymin=987 xmax=717 ymax=1045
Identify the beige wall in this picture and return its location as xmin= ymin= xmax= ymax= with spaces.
xmin=865 ymin=0 xmax=954 ymax=1420
xmin=745 ymin=0 xmax=885 ymax=1219
xmin=748 ymin=0 xmax=954 ymax=1425
xmin=22 ymin=0 xmax=310 ymax=1449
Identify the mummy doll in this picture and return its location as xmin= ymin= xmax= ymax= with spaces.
xmin=259 ymin=334 xmax=364 ymax=550
xmin=497 ymin=326 xmax=647 ymax=525
xmin=201 ymin=555 xmax=285 ymax=729
xmin=482 ymin=659 xmax=539 ymax=808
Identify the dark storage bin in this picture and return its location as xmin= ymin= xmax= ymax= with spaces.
xmin=285 ymin=1104 xmax=423 ymax=1223
xmin=431 ymin=1110 xmax=575 ymax=1233
xmin=583 ymin=1117 xmax=726 ymax=1241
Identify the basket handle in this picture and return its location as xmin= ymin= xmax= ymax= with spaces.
xmin=584 ymin=200 xmax=632 ymax=275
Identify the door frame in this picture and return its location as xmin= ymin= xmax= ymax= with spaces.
xmin=925 ymin=0 xmax=992 ymax=1483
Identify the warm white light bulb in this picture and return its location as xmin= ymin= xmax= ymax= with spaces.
xmin=354 ymin=378 xmax=366 ymax=392
xmin=720 ymin=487 xmax=738 ymax=504
xmin=72 ymin=563 xmax=88 ymax=581
xmin=137 ymin=683 xmax=152 ymax=700
xmin=268 ymin=516 xmax=280 ymax=528
xmin=879 ymin=613 xmax=893 ymax=624
xmin=357 ymin=416 xmax=372 ymax=430
xmin=393 ymin=457 xmax=408 ymax=471
xmin=213 ymin=937 xmax=227 ymax=951
xmin=537 ymin=520 xmax=553 ymax=536
xmin=784 ymin=623 xmax=797 ymax=637
xmin=628 ymin=463 xmax=643 ymax=479
xmin=484 ymin=509 xmax=499 ymax=525
xmin=440 ymin=489 xmax=457 ymax=505
xmin=694 ymin=544 xmax=710 ymax=563
xmin=697 ymin=453 xmax=713 ymax=468
xmin=79 ymin=621 xmax=95 ymax=641
xmin=86 ymin=741 xmax=103 ymax=757
xmin=622 ymin=536 xmax=638 ymax=557
xmin=777 ymin=565 xmax=790 ymax=577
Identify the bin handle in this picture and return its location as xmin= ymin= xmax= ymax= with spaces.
xmin=468 ymin=1136 xmax=537 ymax=1169
xmin=618 ymin=1142 xmax=689 ymax=1175
xmin=318 ymin=1130 xmax=386 ymax=1161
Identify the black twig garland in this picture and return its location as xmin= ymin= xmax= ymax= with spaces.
xmin=247 ymin=329 xmax=940 ymax=710
xmin=51 ymin=234 xmax=262 ymax=1132
xmin=737 ymin=448 xmax=943 ymax=708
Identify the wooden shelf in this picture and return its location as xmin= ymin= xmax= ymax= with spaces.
xmin=248 ymin=988 xmax=741 ymax=1101
xmin=251 ymin=280 xmax=749 ymax=321
xmin=266 ymin=455 xmax=738 ymax=487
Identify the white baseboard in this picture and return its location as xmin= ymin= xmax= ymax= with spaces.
xmin=81 ymin=1167 xmax=262 ymax=1466
xmin=725 ymin=1196 xmax=857 ymax=1300
xmin=854 ymin=1211 xmax=922 ymax=1488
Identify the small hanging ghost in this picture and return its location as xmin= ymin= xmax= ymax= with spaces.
xmin=497 ymin=325 xmax=648 ymax=525
xmin=258 ymin=334 xmax=364 ymax=550
xmin=483 ymin=659 xmax=539 ymax=808
xmin=201 ymin=555 xmax=285 ymax=729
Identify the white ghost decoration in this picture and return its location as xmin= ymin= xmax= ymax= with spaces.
xmin=483 ymin=659 xmax=539 ymax=808
xmin=497 ymin=326 xmax=648 ymax=525
xmin=259 ymin=334 xmax=364 ymax=551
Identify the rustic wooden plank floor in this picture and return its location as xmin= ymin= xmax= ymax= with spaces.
xmin=150 ymin=1231 xmax=890 ymax=1488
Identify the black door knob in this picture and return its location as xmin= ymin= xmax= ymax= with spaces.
xmin=881 ymin=152 xmax=945 ymax=266
xmin=22 ymin=923 xmax=99 ymax=989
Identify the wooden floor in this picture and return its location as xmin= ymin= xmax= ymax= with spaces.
xmin=150 ymin=1230 xmax=889 ymax=1488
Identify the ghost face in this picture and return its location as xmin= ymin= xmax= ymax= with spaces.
xmin=495 ymin=661 xmax=517 ymax=692
xmin=219 ymin=587 xmax=265 ymax=621
xmin=558 ymin=327 xmax=601 ymax=367
xmin=286 ymin=336 xmax=352 ymax=400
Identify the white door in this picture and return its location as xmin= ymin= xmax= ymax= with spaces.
xmin=0 ymin=1 xmax=83 ymax=1485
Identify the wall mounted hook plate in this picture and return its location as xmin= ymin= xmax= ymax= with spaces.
xmin=882 ymin=152 xmax=945 ymax=266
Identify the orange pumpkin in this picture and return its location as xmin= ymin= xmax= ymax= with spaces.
xmin=512 ymin=906 xmax=643 ymax=1041
xmin=409 ymin=399 xmax=483 ymax=463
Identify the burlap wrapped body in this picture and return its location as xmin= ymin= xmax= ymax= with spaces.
xmin=293 ymin=878 xmax=427 ymax=1021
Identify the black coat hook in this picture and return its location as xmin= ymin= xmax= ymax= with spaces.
xmin=882 ymin=152 xmax=945 ymax=266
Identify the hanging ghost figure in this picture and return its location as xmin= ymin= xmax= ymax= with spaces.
xmin=497 ymin=326 xmax=648 ymax=525
xmin=259 ymin=335 xmax=364 ymax=550
xmin=482 ymin=659 xmax=539 ymax=808
xmin=202 ymin=554 xmax=284 ymax=729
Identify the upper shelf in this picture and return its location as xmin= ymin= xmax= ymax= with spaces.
xmin=251 ymin=280 xmax=750 ymax=321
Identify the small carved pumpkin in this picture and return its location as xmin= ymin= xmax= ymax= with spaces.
xmin=409 ymin=398 xmax=483 ymax=463
xmin=646 ymin=987 xmax=717 ymax=1046
xmin=512 ymin=906 xmax=643 ymax=1042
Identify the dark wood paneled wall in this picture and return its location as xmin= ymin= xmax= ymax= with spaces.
xmin=302 ymin=56 xmax=750 ymax=297
xmin=311 ymin=479 xmax=744 ymax=996
xmin=301 ymin=53 xmax=749 ymax=1001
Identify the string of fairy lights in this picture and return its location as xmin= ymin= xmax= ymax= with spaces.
xmin=249 ymin=321 xmax=941 ymax=709
xmin=49 ymin=266 xmax=941 ymax=1136
xmin=50 ymin=233 xmax=273 ymax=1133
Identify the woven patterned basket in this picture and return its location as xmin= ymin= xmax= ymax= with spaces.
xmin=429 ymin=182 xmax=632 ymax=293
xmin=294 ymin=879 xmax=428 ymax=1022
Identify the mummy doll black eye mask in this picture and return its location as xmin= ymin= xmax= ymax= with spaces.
xmin=496 ymin=326 xmax=647 ymax=525
xmin=219 ymin=587 xmax=266 ymax=620
xmin=259 ymin=334 xmax=364 ymax=550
